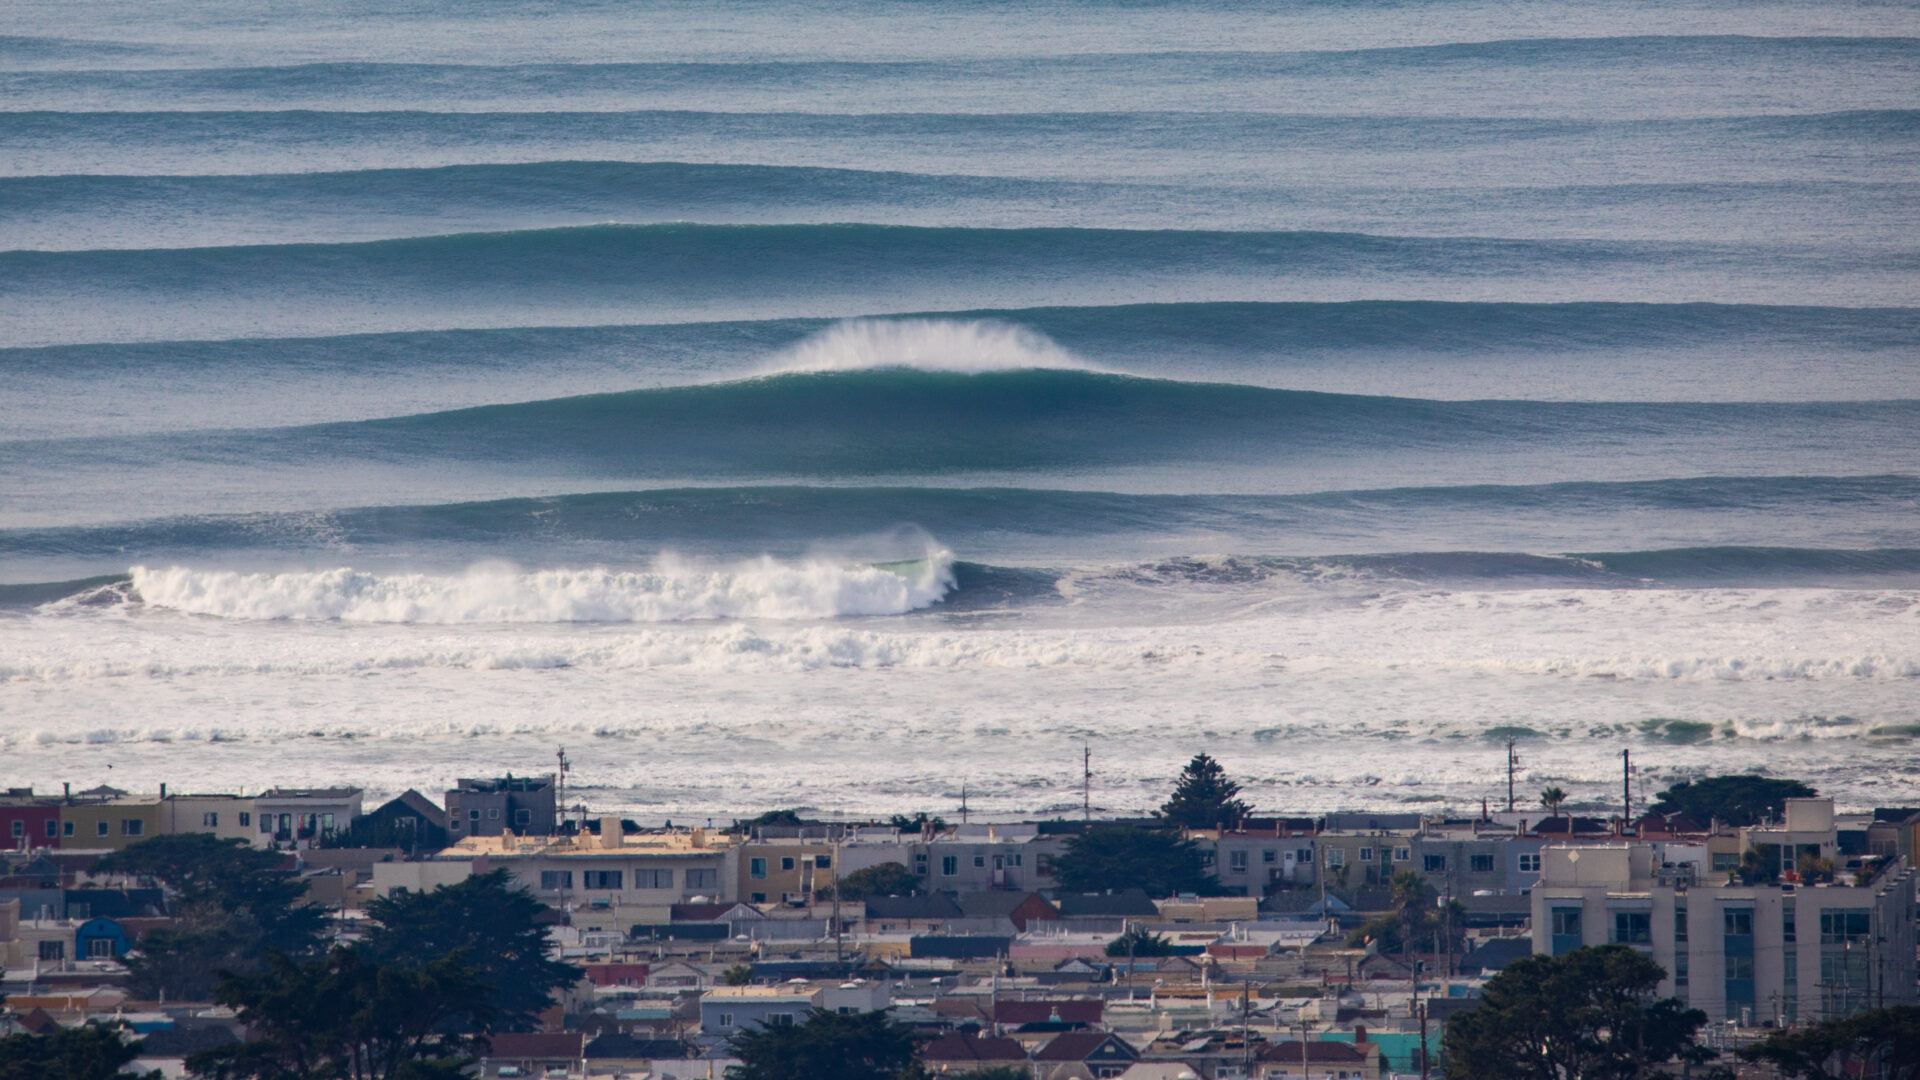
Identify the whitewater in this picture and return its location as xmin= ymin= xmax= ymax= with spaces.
xmin=3 ymin=0 xmax=1918 ymax=820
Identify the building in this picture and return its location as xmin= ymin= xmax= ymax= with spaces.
xmin=434 ymin=819 xmax=739 ymax=918
xmin=160 ymin=793 xmax=258 ymax=846
xmin=1530 ymin=800 xmax=1918 ymax=1025
xmin=340 ymin=790 xmax=450 ymax=851
xmin=56 ymin=795 xmax=161 ymax=852
xmin=1253 ymin=1039 xmax=1381 ymax=1080
xmin=0 ymin=790 xmax=60 ymax=852
xmin=446 ymin=776 xmax=556 ymax=839
xmin=736 ymin=837 xmax=836 ymax=905
xmin=252 ymin=788 xmax=364 ymax=849
xmin=919 ymin=1030 xmax=1029 ymax=1074
xmin=699 ymin=985 xmax=822 ymax=1035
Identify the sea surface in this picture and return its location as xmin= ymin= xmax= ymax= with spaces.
xmin=3 ymin=0 xmax=1918 ymax=821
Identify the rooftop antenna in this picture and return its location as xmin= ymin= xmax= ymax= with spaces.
xmin=1620 ymin=748 xmax=1632 ymax=836
xmin=556 ymin=747 xmax=570 ymax=836
xmin=959 ymin=783 xmax=969 ymax=825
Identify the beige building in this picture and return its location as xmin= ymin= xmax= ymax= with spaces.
xmin=160 ymin=793 xmax=259 ymax=846
xmin=57 ymin=797 xmax=161 ymax=851
xmin=1531 ymin=800 xmax=1918 ymax=1025
xmin=736 ymin=837 xmax=837 ymax=905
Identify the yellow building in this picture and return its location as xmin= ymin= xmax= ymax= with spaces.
xmin=58 ymin=797 xmax=161 ymax=851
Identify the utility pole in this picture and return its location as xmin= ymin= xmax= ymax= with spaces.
xmin=1506 ymin=738 xmax=1518 ymax=813
xmin=1239 ymin=980 xmax=1251 ymax=1076
xmin=1082 ymin=743 xmax=1092 ymax=826
xmin=1417 ymin=993 xmax=1430 ymax=1080
xmin=832 ymin=831 xmax=843 ymax=962
xmin=959 ymin=783 xmax=968 ymax=825
xmin=1621 ymin=748 xmax=1632 ymax=835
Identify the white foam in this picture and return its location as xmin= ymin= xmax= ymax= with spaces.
xmin=760 ymin=318 xmax=1096 ymax=376
xmin=125 ymin=553 xmax=954 ymax=624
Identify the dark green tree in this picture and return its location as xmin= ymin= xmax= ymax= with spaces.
xmin=1443 ymin=945 xmax=1707 ymax=1080
xmin=720 ymin=964 xmax=755 ymax=986
xmin=1348 ymin=871 xmax=1464 ymax=954
xmin=951 ymin=1069 xmax=1030 ymax=1080
xmin=1052 ymin=826 xmax=1222 ymax=897
xmin=1105 ymin=925 xmax=1176 ymax=958
xmin=1158 ymin=754 xmax=1252 ymax=829
xmin=0 ymin=1024 xmax=157 ymax=1080
xmin=1650 ymin=775 xmax=1816 ymax=827
xmin=834 ymin=862 xmax=923 ymax=900
xmin=95 ymin=834 xmax=327 ymax=1001
xmin=1737 ymin=1005 xmax=1920 ymax=1080
xmin=726 ymin=1009 xmax=921 ymax=1080
xmin=362 ymin=869 xmax=582 ymax=1032
xmin=733 ymin=810 xmax=811 ymax=832
xmin=1539 ymin=787 xmax=1568 ymax=819
xmin=885 ymin=812 xmax=948 ymax=834
xmin=188 ymin=946 xmax=491 ymax=1080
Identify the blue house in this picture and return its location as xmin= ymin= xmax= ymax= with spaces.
xmin=74 ymin=917 xmax=131 ymax=960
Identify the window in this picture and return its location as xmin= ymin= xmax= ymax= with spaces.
xmin=750 ymin=858 xmax=767 ymax=879
xmin=1229 ymin=850 xmax=1248 ymax=871
xmin=1782 ymin=901 xmax=1796 ymax=943
xmin=1551 ymin=909 xmax=1582 ymax=937
xmin=87 ymin=937 xmax=114 ymax=959
xmin=239 ymin=812 xmax=251 ymax=827
xmin=320 ymin=813 xmax=334 ymax=833
xmin=815 ymin=855 xmax=831 ymax=869
xmin=1819 ymin=908 xmax=1870 ymax=944
xmin=1711 ymin=851 xmax=1740 ymax=872
xmin=63 ymin=821 xmax=74 ymax=837
xmin=469 ymin=809 xmax=481 ymax=821
xmin=202 ymin=811 xmax=219 ymax=827
xmin=686 ymin=868 xmax=718 ymax=890
xmin=1724 ymin=908 xmax=1753 ymax=936
xmin=487 ymin=808 xmax=500 ymax=820
xmin=1675 ymin=904 xmax=1688 ymax=942
xmin=767 ymin=1013 xmax=795 ymax=1026
xmin=260 ymin=815 xmax=273 ymax=834
xmin=1674 ymin=952 xmax=1689 ymax=987
xmin=974 ymin=855 xmax=986 ymax=868
xmin=1518 ymin=853 xmax=1541 ymax=873
xmin=1358 ymin=848 xmax=1373 ymax=862
xmin=1263 ymin=849 xmax=1276 ymax=863
xmin=1725 ymin=954 xmax=1754 ymax=981
xmin=39 ymin=940 xmax=64 ymax=961
xmin=69 ymin=903 xmax=89 ymax=919
xmin=750 ymin=892 xmax=766 ymax=903
xmin=1612 ymin=911 xmax=1652 ymax=944
xmin=1783 ymin=951 xmax=1797 ymax=986
xmin=515 ymin=809 xmax=531 ymax=826
xmin=781 ymin=857 xmax=795 ymax=871
xmin=9 ymin=820 xmax=20 ymax=837
xmin=718 ymin=1013 xmax=735 ymax=1029
xmin=122 ymin=819 xmax=144 ymax=837
xmin=1394 ymin=847 xmax=1410 ymax=862
xmin=97 ymin=821 xmax=110 ymax=837
xmin=1008 ymin=853 xmax=1021 ymax=866
xmin=1424 ymin=854 xmax=1447 ymax=872
xmin=583 ymin=871 xmax=623 ymax=890
xmin=942 ymin=855 xmax=958 ymax=875
xmin=45 ymin=819 xmax=57 ymax=837
xmin=634 ymin=869 xmax=674 ymax=889
xmin=1326 ymin=848 xmax=1344 ymax=867
xmin=1470 ymin=854 xmax=1495 ymax=873
xmin=450 ymin=820 xmax=462 ymax=832
xmin=540 ymin=871 xmax=573 ymax=890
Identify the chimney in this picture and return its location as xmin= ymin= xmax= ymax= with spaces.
xmin=160 ymin=783 xmax=167 ymax=799
xmin=597 ymin=816 xmax=622 ymax=849
xmin=1355 ymin=1024 xmax=1368 ymax=1044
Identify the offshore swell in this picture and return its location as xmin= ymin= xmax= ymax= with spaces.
xmin=3 ymin=0 xmax=1918 ymax=818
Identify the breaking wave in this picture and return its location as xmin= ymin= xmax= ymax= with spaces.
xmin=123 ymin=554 xmax=955 ymax=623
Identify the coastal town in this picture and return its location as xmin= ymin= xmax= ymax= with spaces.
xmin=2 ymin=757 xmax=1916 ymax=1079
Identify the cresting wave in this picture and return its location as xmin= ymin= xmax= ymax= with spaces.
xmin=119 ymin=554 xmax=955 ymax=623
xmin=759 ymin=318 xmax=1092 ymax=376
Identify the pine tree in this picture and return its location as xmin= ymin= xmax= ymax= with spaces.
xmin=1158 ymin=753 xmax=1252 ymax=829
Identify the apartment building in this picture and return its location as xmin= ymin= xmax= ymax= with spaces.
xmin=1530 ymin=800 xmax=1918 ymax=1025
xmin=438 ymin=818 xmax=739 ymax=918
xmin=159 ymin=793 xmax=259 ymax=846
xmin=445 ymin=775 xmax=556 ymax=838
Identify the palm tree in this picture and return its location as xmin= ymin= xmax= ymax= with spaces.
xmin=1540 ymin=786 xmax=1568 ymax=819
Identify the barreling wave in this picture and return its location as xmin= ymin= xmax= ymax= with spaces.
xmin=117 ymin=553 xmax=955 ymax=623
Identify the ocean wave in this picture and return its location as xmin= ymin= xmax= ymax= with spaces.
xmin=112 ymin=554 xmax=955 ymax=623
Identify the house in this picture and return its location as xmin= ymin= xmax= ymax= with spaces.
xmin=434 ymin=820 xmax=738 ymax=917
xmin=1254 ymin=1039 xmax=1381 ymax=1079
xmin=338 ymin=790 xmax=450 ymax=851
xmin=918 ymin=1030 xmax=1029 ymax=1073
xmin=483 ymin=1032 xmax=584 ymax=1078
xmin=644 ymin=960 xmax=714 ymax=992
xmin=1457 ymin=936 xmax=1533 ymax=976
xmin=1048 ymin=889 xmax=1157 ymax=932
xmin=56 ymin=796 xmax=161 ymax=852
xmin=699 ymin=985 xmax=822 ymax=1035
xmin=446 ymin=776 xmax=556 ymax=839
xmin=1033 ymin=1031 xmax=1140 ymax=1080
xmin=954 ymin=890 xmax=1059 ymax=933
xmin=252 ymin=788 xmax=364 ymax=849
xmin=737 ymin=837 xmax=837 ymax=905
xmin=0 ymin=791 xmax=61 ymax=851
xmin=996 ymin=999 xmax=1104 ymax=1029
xmin=862 ymin=893 xmax=963 ymax=933
xmin=583 ymin=961 xmax=650 ymax=988
xmin=72 ymin=917 xmax=132 ymax=960
xmin=159 ymin=793 xmax=258 ymax=846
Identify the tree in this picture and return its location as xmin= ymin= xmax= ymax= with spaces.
xmin=726 ymin=1008 xmax=920 ymax=1080
xmin=1737 ymin=1005 xmax=1920 ymax=1080
xmin=721 ymin=964 xmax=755 ymax=986
xmin=834 ymin=862 xmax=923 ymax=900
xmin=95 ymin=834 xmax=327 ymax=1001
xmin=0 ymin=1024 xmax=158 ymax=1080
xmin=1539 ymin=787 xmax=1568 ymax=819
xmin=1650 ymin=775 xmax=1816 ymax=827
xmin=734 ymin=809 xmax=811 ymax=832
xmin=188 ymin=947 xmax=491 ymax=1080
xmin=1444 ymin=945 xmax=1706 ymax=1080
xmin=1052 ymin=826 xmax=1223 ymax=897
xmin=1106 ymin=925 xmax=1176 ymax=958
xmin=362 ymin=870 xmax=583 ymax=1032
xmin=885 ymin=812 xmax=947 ymax=834
xmin=952 ymin=1069 xmax=1030 ymax=1080
xmin=1158 ymin=754 xmax=1252 ymax=829
xmin=1347 ymin=872 xmax=1465 ymax=955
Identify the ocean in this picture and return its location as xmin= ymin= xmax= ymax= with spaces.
xmin=2 ymin=0 xmax=1917 ymax=821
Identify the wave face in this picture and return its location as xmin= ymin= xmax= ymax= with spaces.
xmin=5 ymin=0 xmax=1920 ymax=817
